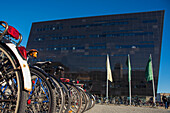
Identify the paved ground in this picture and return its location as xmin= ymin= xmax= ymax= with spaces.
xmin=85 ymin=104 xmax=170 ymax=113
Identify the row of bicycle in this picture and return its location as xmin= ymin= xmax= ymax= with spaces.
xmin=0 ymin=21 xmax=95 ymax=113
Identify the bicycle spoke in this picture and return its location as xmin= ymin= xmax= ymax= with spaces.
xmin=0 ymin=49 xmax=19 ymax=112
xmin=27 ymin=74 xmax=51 ymax=113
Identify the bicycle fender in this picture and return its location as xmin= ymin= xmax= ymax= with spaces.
xmin=6 ymin=43 xmax=32 ymax=91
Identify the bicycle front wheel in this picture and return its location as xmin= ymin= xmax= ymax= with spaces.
xmin=59 ymin=82 xmax=71 ymax=113
xmin=66 ymin=83 xmax=82 ymax=113
xmin=50 ymin=76 xmax=65 ymax=113
xmin=78 ymin=87 xmax=87 ymax=113
xmin=26 ymin=67 xmax=56 ymax=113
xmin=0 ymin=44 xmax=27 ymax=113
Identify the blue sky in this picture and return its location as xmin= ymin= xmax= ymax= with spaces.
xmin=1 ymin=0 xmax=170 ymax=93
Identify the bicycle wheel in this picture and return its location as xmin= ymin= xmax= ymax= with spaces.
xmin=59 ymin=82 xmax=71 ymax=113
xmin=26 ymin=67 xmax=56 ymax=113
xmin=85 ymin=92 xmax=95 ymax=111
xmin=50 ymin=75 xmax=65 ymax=113
xmin=90 ymin=94 xmax=95 ymax=109
xmin=66 ymin=83 xmax=82 ymax=113
xmin=0 ymin=44 xmax=27 ymax=113
xmin=84 ymin=92 xmax=92 ymax=111
xmin=78 ymin=87 xmax=87 ymax=113
xmin=84 ymin=92 xmax=91 ymax=111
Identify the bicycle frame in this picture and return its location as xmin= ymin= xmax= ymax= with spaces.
xmin=28 ymin=76 xmax=50 ymax=103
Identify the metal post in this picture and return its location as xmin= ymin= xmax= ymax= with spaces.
xmin=106 ymin=71 xmax=108 ymax=103
xmin=152 ymin=76 xmax=156 ymax=105
xmin=150 ymin=54 xmax=156 ymax=106
xmin=129 ymin=80 xmax=131 ymax=105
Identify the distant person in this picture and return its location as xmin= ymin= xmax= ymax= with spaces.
xmin=162 ymin=94 xmax=168 ymax=109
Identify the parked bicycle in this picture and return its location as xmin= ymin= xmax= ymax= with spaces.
xmin=0 ymin=21 xmax=95 ymax=113
xmin=0 ymin=21 xmax=32 ymax=113
xmin=27 ymin=51 xmax=65 ymax=113
xmin=27 ymin=48 xmax=95 ymax=113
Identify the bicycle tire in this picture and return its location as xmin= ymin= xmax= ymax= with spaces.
xmin=29 ymin=65 xmax=65 ymax=113
xmin=84 ymin=92 xmax=90 ymax=111
xmin=85 ymin=92 xmax=95 ymax=111
xmin=50 ymin=75 xmax=65 ymax=113
xmin=59 ymin=82 xmax=71 ymax=113
xmin=90 ymin=94 xmax=95 ymax=109
xmin=84 ymin=92 xmax=91 ymax=111
xmin=78 ymin=87 xmax=88 ymax=113
xmin=66 ymin=83 xmax=82 ymax=113
xmin=0 ymin=44 xmax=27 ymax=113
xmin=26 ymin=67 xmax=56 ymax=113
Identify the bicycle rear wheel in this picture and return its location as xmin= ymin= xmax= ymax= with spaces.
xmin=0 ymin=44 xmax=27 ymax=113
xmin=26 ymin=67 xmax=56 ymax=113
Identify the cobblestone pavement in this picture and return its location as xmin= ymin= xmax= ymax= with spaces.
xmin=85 ymin=104 xmax=170 ymax=113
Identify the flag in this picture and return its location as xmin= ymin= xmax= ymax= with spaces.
xmin=126 ymin=54 xmax=131 ymax=82
xmin=106 ymin=54 xmax=113 ymax=82
xmin=145 ymin=54 xmax=153 ymax=82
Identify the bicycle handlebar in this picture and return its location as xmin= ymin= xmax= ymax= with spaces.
xmin=0 ymin=21 xmax=8 ymax=40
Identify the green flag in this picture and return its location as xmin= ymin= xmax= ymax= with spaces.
xmin=145 ymin=54 xmax=153 ymax=82
xmin=127 ymin=54 xmax=131 ymax=82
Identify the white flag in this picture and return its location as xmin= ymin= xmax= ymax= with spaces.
xmin=106 ymin=54 xmax=113 ymax=82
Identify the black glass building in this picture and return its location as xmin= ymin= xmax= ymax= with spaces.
xmin=26 ymin=10 xmax=164 ymax=96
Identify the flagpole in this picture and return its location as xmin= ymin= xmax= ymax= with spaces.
xmin=129 ymin=79 xmax=131 ymax=105
xmin=152 ymin=74 xmax=156 ymax=105
xmin=150 ymin=54 xmax=156 ymax=106
xmin=106 ymin=54 xmax=109 ymax=102
xmin=128 ymin=54 xmax=131 ymax=105
xmin=106 ymin=68 xmax=108 ymax=101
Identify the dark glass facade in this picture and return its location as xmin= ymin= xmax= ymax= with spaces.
xmin=26 ymin=10 xmax=164 ymax=96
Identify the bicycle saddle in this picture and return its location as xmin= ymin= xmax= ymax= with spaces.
xmin=60 ymin=78 xmax=70 ymax=82
xmin=35 ymin=61 xmax=52 ymax=67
